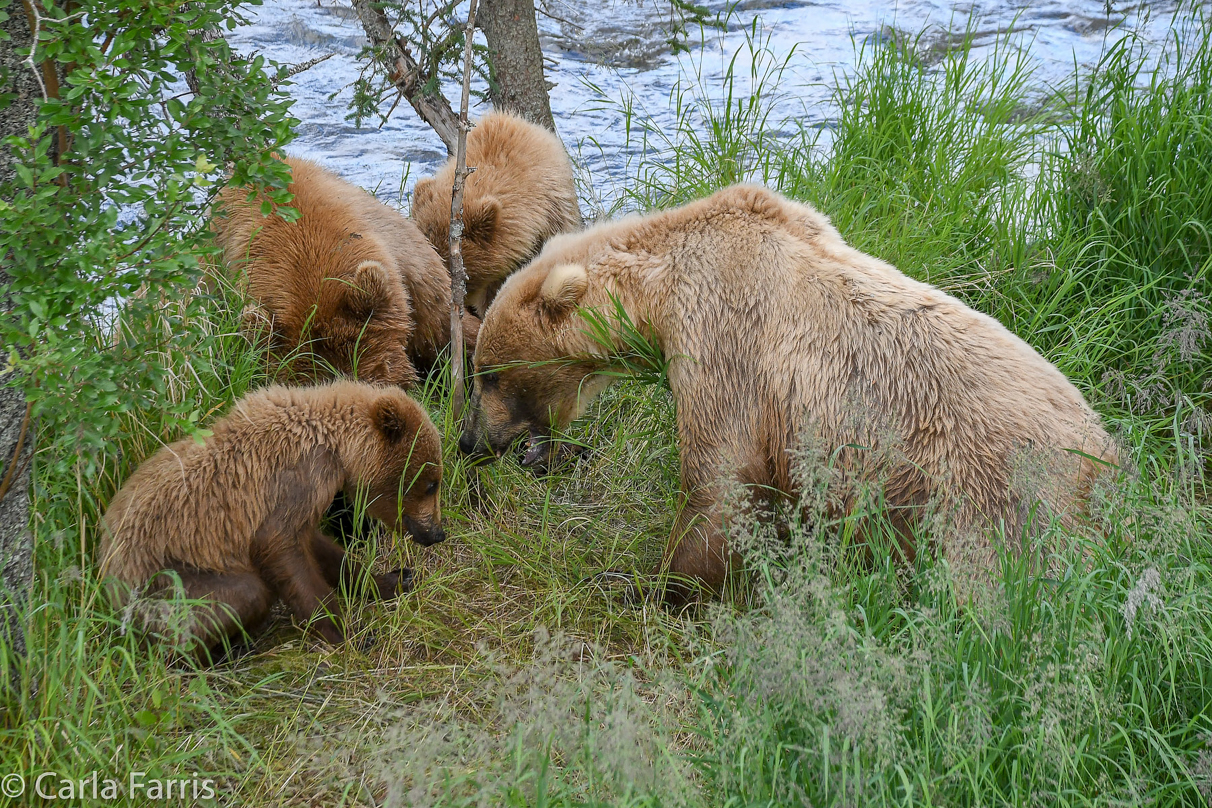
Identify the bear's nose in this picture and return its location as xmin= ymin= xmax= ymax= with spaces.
xmin=415 ymin=524 xmax=445 ymax=547
xmin=457 ymin=432 xmax=478 ymax=456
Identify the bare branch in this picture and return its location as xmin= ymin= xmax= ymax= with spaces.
xmin=0 ymin=402 xmax=32 ymax=502
xmin=19 ymin=0 xmax=48 ymax=101
xmin=378 ymin=89 xmax=404 ymax=129
xmin=19 ymin=0 xmax=69 ymax=169
xmin=536 ymin=4 xmax=582 ymax=31
xmin=276 ymin=52 xmax=336 ymax=83
xmin=352 ymin=0 xmax=460 ymax=155
xmin=448 ymin=0 xmax=479 ymax=421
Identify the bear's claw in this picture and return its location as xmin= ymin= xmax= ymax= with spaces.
xmin=520 ymin=434 xmax=590 ymax=473
xmin=377 ymin=567 xmax=415 ymax=599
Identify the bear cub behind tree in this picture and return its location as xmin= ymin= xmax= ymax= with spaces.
xmin=212 ymin=156 xmax=465 ymax=386
xmin=411 ymin=111 xmax=581 ymax=318
xmin=100 ymin=381 xmax=445 ymax=661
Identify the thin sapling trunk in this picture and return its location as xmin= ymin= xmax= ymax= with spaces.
xmin=448 ymin=0 xmax=479 ymax=421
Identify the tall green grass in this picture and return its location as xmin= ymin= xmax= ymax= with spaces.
xmin=0 ymin=297 xmax=284 ymax=804
xmin=2 ymin=6 xmax=1210 ymax=807
xmin=1038 ymin=19 xmax=1212 ymax=456
xmin=782 ymin=24 xmax=1038 ymax=286
xmin=689 ymin=465 xmax=1212 ymax=806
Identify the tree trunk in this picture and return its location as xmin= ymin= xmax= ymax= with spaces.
xmin=0 ymin=0 xmax=44 ymax=659
xmin=480 ymin=0 xmax=555 ymax=133
xmin=449 ymin=0 xmax=478 ymax=423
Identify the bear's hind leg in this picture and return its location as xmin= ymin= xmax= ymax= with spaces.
xmin=309 ymin=528 xmax=413 ymax=600
xmin=164 ymin=570 xmax=273 ymax=664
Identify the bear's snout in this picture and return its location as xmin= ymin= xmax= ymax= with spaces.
xmin=457 ymin=428 xmax=499 ymax=462
xmin=403 ymin=514 xmax=446 ymax=547
xmin=458 ymin=431 xmax=480 ymax=456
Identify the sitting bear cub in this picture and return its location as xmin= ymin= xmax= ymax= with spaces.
xmin=100 ymin=381 xmax=444 ymax=660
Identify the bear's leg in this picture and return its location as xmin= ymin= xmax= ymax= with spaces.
xmin=309 ymin=528 xmax=413 ymax=600
xmin=659 ymin=496 xmax=735 ymax=607
xmin=258 ymin=541 xmax=346 ymax=646
xmin=309 ymin=528 xmax=350 ymax=589
xmin=169 ymin=570 xmax=273 ymax=663
xmin=322 ymin=489 xmax=366 ymax=544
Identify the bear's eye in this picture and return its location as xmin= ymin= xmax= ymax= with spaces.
xmin=481 ymin=371 xmax=499 ymax=387
xmin=425 ymin=480 xmax=439 ymax=495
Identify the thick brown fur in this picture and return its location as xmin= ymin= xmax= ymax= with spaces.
xmin=411 ymin=111 xmax=581 ymax=317
xmin=460 ymin=184 xmax=1119 ymax=604
xmin=212 ymin=156 xmax=459 ymax=383
xmin=100 ymin=381 xmax=445 ymax=660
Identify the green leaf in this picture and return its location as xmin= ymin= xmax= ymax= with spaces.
xmin=194 ymin=153 xmax=217 ymax=173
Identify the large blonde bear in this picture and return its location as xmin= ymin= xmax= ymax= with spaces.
xmin=459 ymin=185 xmax=1118 ymax=603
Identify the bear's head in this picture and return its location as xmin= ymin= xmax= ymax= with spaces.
xmin=351 ymin=388 xmax=445 ymax=546
xmin=458 ymin=261 xmax=614 ymax=470
xmin=412 ymin=177 xmax=503 ymax=289
xmin=268 ymin=260 xmax=419 ymax=389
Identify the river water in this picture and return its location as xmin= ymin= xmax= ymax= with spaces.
xmin=224 ymin=0 xmax=1191 ymax=213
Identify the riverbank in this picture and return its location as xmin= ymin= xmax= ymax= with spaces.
xmin=2 ymin=7 xmax=1209 ymax=806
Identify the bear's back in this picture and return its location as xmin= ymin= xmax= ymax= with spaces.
xmin=466 ymin=112 xmax=578 ymax=226
xmin=99 ymin=386 xmax=343 ymax=586
xmin=608 ymin=185 xmax=1116 ymax=524
xmin=426 ymin=112 xmax=580 ymax=269
xmin=214 ymin=157 xmax=399 ymax=305
xmin=287 ymin=158 xmax=450 ymax=369
xmin=101 ymin=431 xmax=265 ymax=586
xmin=751 ymin=187 xmax=1117 ymax=521
xmin=212 ymin=157 xmax=442 ymax=379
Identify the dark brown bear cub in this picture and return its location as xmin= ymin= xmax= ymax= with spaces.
xmin=100 ymin=381 xmax=444 ymax=661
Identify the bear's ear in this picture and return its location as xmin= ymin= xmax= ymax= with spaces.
xmin=371 ymin=395 xmax=414 ymax=445
xmin=540 ymin=263 xmax=588 ymax=315
xmin=241 ymin=301 xmax=275 ymax=334
xmin=412 ymin=177 xmax=436 ymax=211
xmin=464 ymin=195 xmax=500 ymax=245
xmin=241 ymin=302 xmax=285 ymax=347
xmin=343 ymin=260 xmax=391 ymax=320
